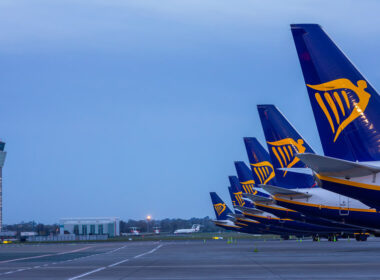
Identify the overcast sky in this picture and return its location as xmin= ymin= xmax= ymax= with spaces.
xmin=1 ymin=0 xmax=380 ymax=224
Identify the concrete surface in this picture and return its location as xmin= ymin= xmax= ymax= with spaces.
xmin=0 ymin=238 xmax=379 ymax=279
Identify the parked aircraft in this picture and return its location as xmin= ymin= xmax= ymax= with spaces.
xmin=174 ymin=224 xmax=201 ymax=234
xmin=291 ymin=24 xmax=380 ymax=209
xmin=241 ymin=137 xmax=361 ymax=239
xmin=257 ymin=104 xmax=379 ymax=237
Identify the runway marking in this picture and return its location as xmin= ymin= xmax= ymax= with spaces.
xmin=0 ymin=246 xmax=92 ymax=264
xmin=133 ymin=244 xmax=163 ymax=259
xmin=68 ymin=267 xmax=106 ymax=280
xmin=106 ymin=245 xmax=127 ymax=254
xmin=67 ymin=244 xmax=163 ymax=280
xmin=0 ymin=244 xmax=128 ymax=277
xmin=107 ymin=259 xmax=129 ymax=267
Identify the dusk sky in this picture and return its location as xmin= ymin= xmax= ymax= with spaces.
xmin=1 ymin=0 xmax=380 ymax=224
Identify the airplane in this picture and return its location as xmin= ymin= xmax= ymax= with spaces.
xmin=209 ymin=192 xmax=260 ymax=233
xmin=227 ymin=186 xmax=283 ymax=234
xmin=174 ymin=224 xmax=201 ymax=234
xmin=129 ymin=227 xmax=140 ymax=236
xmin=241 ymin=137 xmax=360 ymax=238
xmin=290 ymin=24 xmax=380 ymax=210
xmin=257 ymin=104 xmax=375 ymax=239
xmin=232 ymin=164 xmax=355 ymax=241
xmin=211 ymin=191 xmax=295 ymax=239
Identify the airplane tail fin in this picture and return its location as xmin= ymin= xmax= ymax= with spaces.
xmin=257 ymin=104 xmax=316 ymax=189
xmin=233 ymin=163 xmax=271 ymax=198
xmin=228 ymin=175 xmax=255 ymax=208
xmin=228 ymin=186 xmax=237 ymax=208
xmin=291 ymin=24 xmax=380 ymax=161
xmin=210 ymin=192 xmax=233 ymax=220
xmin=243 ymin=137 xmax=276 ymax=185
xmin=233 ymin=162 xmax=256 ymax=193
xmin=228 ymin=186 xmax=244 ymax=215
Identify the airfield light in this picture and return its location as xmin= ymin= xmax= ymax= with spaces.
xmin=146 ymin=215 xmax=152 ymax=233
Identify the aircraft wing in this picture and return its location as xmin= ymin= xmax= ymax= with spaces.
xmin=259 ymin=184 xmax=311 ymax=199
xmin=296 ymin=153 xmax=380 ymax=178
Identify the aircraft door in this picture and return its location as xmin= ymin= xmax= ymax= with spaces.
xmin=339 ymin=195 xmax=349 ymax=216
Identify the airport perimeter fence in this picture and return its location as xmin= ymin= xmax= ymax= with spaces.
xmin=27 ymin=234 xmax=108 ymax=242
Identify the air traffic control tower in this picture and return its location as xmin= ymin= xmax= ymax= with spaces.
xmin=0 ymin=142 xmax=6 ymax=232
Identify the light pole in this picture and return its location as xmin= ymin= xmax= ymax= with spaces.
xmin=146 ymin=215 xmax=151 ymax=233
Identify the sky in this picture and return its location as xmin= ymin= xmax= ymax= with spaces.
xmin=1 ymin=0 xmax=380 ymax=224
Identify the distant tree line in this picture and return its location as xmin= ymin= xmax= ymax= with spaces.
xmin=4 ymin=221 xmax=59 ymax=236
xmin=4 ymin=216 xmax=223 ymax=236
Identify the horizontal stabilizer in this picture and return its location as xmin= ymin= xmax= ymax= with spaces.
xmin=296 ymin=153 xmax=380 ymax=178
xmin=227 ymin=213 xmax=244 ymax=219
xmin=212 ymin=219 xmax=228 ymax=224
xmin=243 ymin=193 xmax=273 ymax=203
xmin=235 ymin=206 xmax=263 ymax=214
xmin=213 ymin=220 xmax=241 ymax=228
xmin=277 ymin=167 xmax=313 ymax=175
xmin=259 ymin=184 xmax=311 ymax=199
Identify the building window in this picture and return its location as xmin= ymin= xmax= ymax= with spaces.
xmin=90 ymin=225 xmax=95 ymax=235
xmin=82 ymin=225 xmax=87 ymax=235
xmin=73 ymin=225 xmax=79 ymax=235
xmin=98 ymin=224 xmax=103 ymax=235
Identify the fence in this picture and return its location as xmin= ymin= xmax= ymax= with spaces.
xmin=27 ymin=234 xmax=108 ymax=242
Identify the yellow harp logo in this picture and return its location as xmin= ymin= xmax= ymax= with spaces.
xmin=233 ymin=192 xmax=245 ymax=206
xmin=250 ymin=161 xmax=275 ymax=185
xmin=240 ymin=180 xmax=257 ymax=194
xmin=307 ymin=79 xmax=370 ymax=142
xmin=214 ymin=203 xmax=226 ymax=216
xmin=267 ymin=138 xmax=306 ymax=176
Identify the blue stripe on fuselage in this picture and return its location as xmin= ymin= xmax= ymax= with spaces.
xmin=275 ymin=198 xmax=379 ymax=230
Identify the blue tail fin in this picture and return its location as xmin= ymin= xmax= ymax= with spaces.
xmin=228 ymin=176 xmax=255 ymax=208
xmin=210 ymin=192 xmax=232 ymax=220
xmin=244 ymin=137 xmax=276 ymax=185
xmin=291 ymin=24 xmax=380 ymax=161
xmin=233 ymin=163 xmax=271 ymax=198
xmin=232 ymin=163 xmax=256 ymax=194
xmin=257 ymin=104 xmax=316 ymax=189
xmin=228 ymin=186 xmax=237 ymax=207
xmin=228 ymin=186 xmax=244 ymax=215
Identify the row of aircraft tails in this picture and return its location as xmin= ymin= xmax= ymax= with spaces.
xmin=210 ymin=24 xmax=380 ymax=242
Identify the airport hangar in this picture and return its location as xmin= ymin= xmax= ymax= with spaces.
xmin=59 ymin=217 xmax=120 ymax=237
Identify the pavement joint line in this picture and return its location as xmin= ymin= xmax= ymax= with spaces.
xmin=67 ymin=243 xmax=163 ymax=280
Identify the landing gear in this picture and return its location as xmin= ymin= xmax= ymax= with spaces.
xmin=281 ymin=235 xmax=290 ymax=240
xmin=312 ymin=235 xmax=319 ymax=242
xmin=328 ymin=235 xmax=337 ymax=242
xmin=355 ymin=234 xmax=368 ymax=241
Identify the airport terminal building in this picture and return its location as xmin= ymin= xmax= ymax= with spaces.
xmin=59 ymin=217 xmax=120 ymax=237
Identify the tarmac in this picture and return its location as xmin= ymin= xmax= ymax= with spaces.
xmin=0 ymin=238 xmax=380 ymax=279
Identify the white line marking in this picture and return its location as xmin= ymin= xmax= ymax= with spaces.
xmin=0 ymin=244 xmax=127 ymax=276
xmin=134 ymin=245 xmax=163 ymax=259
xmin=107 ymin=259 xmax=129 ymax=268
xmin=68 ymin=267 xmax=106 ymax=280
xmin=68 ymin=244 xmax=163 ymax=279
xmin=106 ymin=245 xmax=127 ymax=254
xmin=0 ymin=246 xmax=92 ymax=264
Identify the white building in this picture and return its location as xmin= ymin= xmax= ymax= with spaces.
xmin=59 ymin=217 xmax=120 ymax=237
